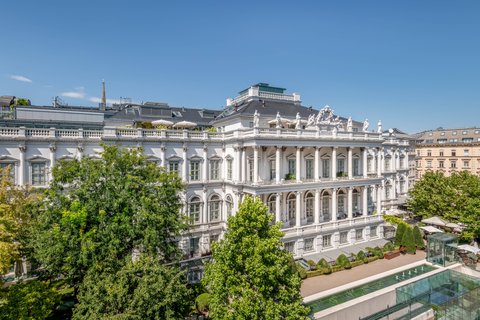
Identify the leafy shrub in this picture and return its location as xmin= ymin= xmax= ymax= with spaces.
xmin=351 ymin=260 xmax=364 ymax=268
xmin=383 ymin=242 xmax=395 ymax=252
xmin=413 ymin=226 xmax=424 ymax=249
xmin=307 ymin=259 xmax=316 ymax=267
xmin=402 ymin=227 xmax=416 ymax=254
xmin=306 ymin=270 xmax=324 ymax=278
xmin=336 ymin=254 xmax=352 ymax=269
xmin=356 ymin=250 xmax=366 ymax=261
xmin=196 ymin=293 xmax=210 ymax=313
xmin=296 ymin=263 xmax=307 ymax=279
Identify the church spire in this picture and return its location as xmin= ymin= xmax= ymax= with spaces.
xmin=100 ymin=79 xmax=106 ymax=111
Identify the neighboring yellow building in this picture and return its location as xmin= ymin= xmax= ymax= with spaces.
xmin=415 ymin=127 xmax=480 ymax=179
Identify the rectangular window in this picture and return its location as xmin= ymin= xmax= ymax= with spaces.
xmin=169 ymin=161 xmax=179 ymax=174
xmin=284 ymin=242 xmax=295 ymax=254
xmin=288 ymin=159 xmax=295 ymax=175
xmin=0 ymin=163 xmax=15 ymax=183
xmin=370 ymin=226 xmax=377 ymax=238
xmin=353 ymin=158 xmax=360 ymax=176
xmin=322 ymin=235 xmax=332 ymax=247
xmin=384 ymin=158 xmax=391 ymax=171
xmin=367 ymin=158 xmax=373 ymax=173
xmin=451 ymin=161 xmax=456 ymax=168
xmin=439 ymin=160 xmax=444 ymax=168
xmin=189 ymin=202 xmax=201 ymax=224
xmin=190 ymin=161 xmax=200 ymax=181
xmin=31 ymin=162 xmax=46 ymax=186
xmin=322 ymin=159 xmax=330 ymax=178
xmin=305 ymin=159 xmax=313 ymax=179
xmin=209 ymin=160 xmax=220 ymax=180
xmin=439 ymin=151 xmax=444 ymax=157
xmin=227 ymin=159 xmax=233 ymax=180
xmin=304 ymin=238 xmax=314 ymax=252
xmin=464 ymin=149 xmax=470 ymax=156
xmin=355 ymin=229 xmax=363 ymax=240
xmin=337 ymin=159 xmax=345 ymax=173
xmin=340 ymin=231 xmax=348 ymax=244
xmin=464 ymin=161 xmax=469 ymax=168
xmin=427 ymin=160 xmax=432 ymax=168
xmin=427 ymin=150 xmax=432 ymax=157
xmin=451 ymin=150 xmax=456 ymax=157
xmin=189 ymin=237 xmax=200 ymax=255
xmin=270 ymin=160 xmax=276 ymax=180
xmin=399 ymin=157 xmax=405 ymax=169
xmin=249 ymin=160 xmax=254 ymax=182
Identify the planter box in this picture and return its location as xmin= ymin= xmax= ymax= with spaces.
xmin=384 ymin=251 xmax=400 ymax=260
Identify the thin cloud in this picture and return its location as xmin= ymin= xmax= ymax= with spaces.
xmin=10 ymin=75 xmax=32 ymax=83
xmin=89 ymin=97 xmax=122 ymax=105
xmin=61 ymin=91 xmax=86 ymax=99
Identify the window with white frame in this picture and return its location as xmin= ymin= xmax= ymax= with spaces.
xmin=248 ymin=160 xmax=254 ymax=182
xmin=322 ymin=193 xmax=330 ymax=215
xmin=189 ymin=237 xmax=200 ymax=255
xmin=208 ymin=194 xmax=221 ymax=221
xmin=384 ymin=157 xmax=391 ymax=171
xmin=189 ymin=196 xmax=201 ymax=224
xmin=287 ymin=193 xmax=296 ymax=222
xmin=400 ymin=180 xmax=406 ymax=193
xmin=322 ymin=159 xmax=330 ymax=178
xmin=190 ymin=161 xmax=200 ymax=181
xmin=288 ymin=159 xmax=295 ymax=175
xmin=227 ymin=159 xmax=233 ymax=180
xmin=269 ymin=160 xmax=276 ymax=180
xmin=284 ymin=242 xmax=295 ymax=254
xmin=464 ymin=160 xmax=470 ymax=168
xmin=352 ymin=189 xmax=360 ymax=212
xmin=267 ymin=194 xmax=276 ymax=214
xmin=353 ymin=158 xmax=360 ymax=176
xmin=337 ymin=158 xmax=345 ymax=174
xmin=385 ymin=183 xmax=392 ymax=199
xmin=169 ymin=161 xmax=179 ymax=174
xmin=399 ymin=157 xmax=405 ymax=169
xmin=322 ymin=235 xmax=332 ymax=247
xmin=305 ymin=159 xmax=313 ymax=179
xmin=209 ymin=159 xmax=220 ymax=180
xmin=355 ymin=228 xmax=363 ymax=240
xmin=0 ymin=162 xmax=15 ymax=183
xmin=304 ymin=238 xmax=314 ymax=252
xmin=340 ymin=231 xmax=348 ymax=244
xmin=337 ymin=191 xmax=345 ymax=214
xmin=305 ymin=192 xmax=314 ymax=221
xmin=464 ymin=149 xmax=470 ymax=156
xmin=31 ymin=162 xmax=47 ymax=186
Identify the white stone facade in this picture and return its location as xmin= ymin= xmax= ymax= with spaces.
xmin=0 ymin=122 xmax=410 ymax=260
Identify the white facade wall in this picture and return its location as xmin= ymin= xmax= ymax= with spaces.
xmin=0 ymin=126 xmax=410 ymax=260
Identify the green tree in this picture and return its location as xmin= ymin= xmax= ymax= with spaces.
xmin=402 ymin=227 xmax=416 ymax=254
xmin=413 ymin=226 xmax=424 ymax=249
xmin=0 ymin=166 xmax=37 ymax=275
xmin=73 ymin=255 xmax=191 ymax=320
xmin=0 ymin=280 xmax=60 ymax=320
xmin=202 ymin=196 xmax=309 ymax=320
xmin=395 ymin=223 xmax=407 ymax=247
xmin=408 ymin=171 xmax=480 ymax=240
xmin=32 ymin=145 xmax=187 ymax=289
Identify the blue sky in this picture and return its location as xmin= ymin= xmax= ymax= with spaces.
xmin=1 ymin=1 xmax=479 ymax=133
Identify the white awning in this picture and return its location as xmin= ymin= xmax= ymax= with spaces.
xmin=457 ymin=244 xmax=480 ymax=255
xmin=421 ymin=216 xmax=448 ymax=227
xmin=420 ymin=226 xmax=444 ymax=233
xmin=151 ymin=119 xmax=173 ymax=127
xmin=173 ymin=121 xmax=197 ymax=128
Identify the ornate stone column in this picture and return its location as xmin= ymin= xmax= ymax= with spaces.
xmin=314 ymin=189 xmax=320 ymax=224
xmin=49 ymin=143 xmax=56 ymax=182
xmin=234 ymin=146 xmax=241 ymax=183
xmin=203 ymin=186 xmax=208 ymax=224
xmin=376 ymin=184 xmax=382 ymax=214
xmin=314 ymin=147 xmax=320 ymax=181
xmin=296 ymin=147 xmax=301 ymax=182
xmin=348 ymin=147 xmax=353 ymax=179
xmin=295 ymin=191 xmax=302 ymax=227
xmin=331 ymin=147 xmax=337 ymax=180
xmin=362 ymin=186 xmax=368 ymax=216
xmin=331 ymin=188 xmax=337 ymax=222
xmin=182 ymin=144 xmax=188 ymax=182
xmin=241 ymin=147 xmax=247 ymax=183
xmin=362 ymin=148 xmax=368 ymax=178
xmin=347 ymin=187 xmax=353 ymax=219
xmin=253 ymin=146 xmax=259 ymax=185
xmin=18 ymin=144 xmax=26 ymax=186
xmin=275 ymin=146 xmax=281 ymax=184
xmin=275 ymin=192 xmax=281 ymax=223
xmin=377 ymin=148 xmax=382 ymax=177
xmin=203 ymin=144 xmax=208 ymax=182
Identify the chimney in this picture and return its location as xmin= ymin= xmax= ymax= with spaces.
xmin=100 ymin=79 xmax=106 ymax=111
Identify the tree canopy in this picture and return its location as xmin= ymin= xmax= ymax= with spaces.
xmin=202 ymin=196 xmax=309 ymax=320
xmin=32 ymin=144 xmax=188 ymax=288
xmin=408 ymin=171 xmax=480 ymax=240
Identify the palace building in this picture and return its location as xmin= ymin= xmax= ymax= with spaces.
xmin=0 ymin=83 xmax=411 ymax=271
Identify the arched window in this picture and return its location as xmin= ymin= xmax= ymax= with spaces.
xmin=385 ymin=181 xmax=392 ymax=200
xmin=321 ymin=190 xmax=330 ymax=221
xmin=399 ymin=177 xmax=406 ymax=194
xmin=337 ymin=190 xmax=346 ymax=215
xmin=305 ymin=192 xmax=314 ymax=222
xmin=267 ymin=194 xmax=276 ymax=214
xmin=225 ymin=195 xmax=233 ymax=218
xmin=189 ymin=196 xmax=202 ymax=224
xmin=352 ymin=189 xmax=360 ymax=213
xmin=209 ymin=194 xmax=222 ymax=222
xmin=287 ymin=193 xmax=296 ymax=224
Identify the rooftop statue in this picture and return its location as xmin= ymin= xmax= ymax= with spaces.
xmin=315 ymin=105 xmax=341 ymax=126
xmin=363 ymin=118 xmax=369 ymax=132
xmin=253 ymin=110 xmax=260 ymax=128
xmin=295 ymin=112 xmax=301 ymax=129
xmin=346 ymin=116 xmax=353 ymax=132
xmin=377 ymin=120 xmax=382 ymax=133
xmin=275 ymin=112 xmax=282 ymax=129
xmin=306 ymin=114 xmax=316 ymax=127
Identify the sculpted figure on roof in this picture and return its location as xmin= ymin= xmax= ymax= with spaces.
xmin=253 ymin=110 xmax=260 ymax=128
xmin=295 ymin=112 xmax=301 ymax=129
xmin=346 ymin=117 xmax=353 ymax=132
xmin=363 ymin=119 xmax=369 ymax=132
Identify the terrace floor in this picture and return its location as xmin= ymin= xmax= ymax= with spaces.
xmin=301 ymin=250 xmax=427 ymax=297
